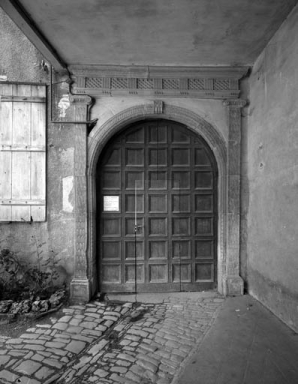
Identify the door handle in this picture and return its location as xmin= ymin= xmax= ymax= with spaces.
xmin=134 ymin=225 xmax=142 ymax=232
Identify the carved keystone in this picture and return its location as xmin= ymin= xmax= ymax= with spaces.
xmin=153 ymin=100 xmax=164 ymax=114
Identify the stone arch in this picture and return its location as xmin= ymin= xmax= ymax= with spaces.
xmin=86 ymin=102 xmax=228 ymax=296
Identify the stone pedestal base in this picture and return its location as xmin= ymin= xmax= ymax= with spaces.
xmin=224 ymin=276 xmax=244 ymax=296
xmin=70 ymin=278 xmax=91 ymax=304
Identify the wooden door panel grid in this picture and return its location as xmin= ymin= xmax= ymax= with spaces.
xmin=98 ymin=120 xmax=217 ymax=292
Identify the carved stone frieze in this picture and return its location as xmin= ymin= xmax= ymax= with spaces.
xmin=70 ymin=65 xmax=248 ymax=100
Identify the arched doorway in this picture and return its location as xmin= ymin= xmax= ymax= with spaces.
xmin=97 ymin=119 xmax=218 ymax=292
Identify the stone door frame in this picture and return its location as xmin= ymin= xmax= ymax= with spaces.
xmin=70 ymin=100 xmax=245 ymax=302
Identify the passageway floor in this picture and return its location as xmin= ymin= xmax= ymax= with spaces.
xmin=0 ymin=293 xmax=297 ymax=384
xmin=176 ymin=295 xmax=298 ymax=384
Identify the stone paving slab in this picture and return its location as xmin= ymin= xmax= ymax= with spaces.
xmin=0 ymin=293 xmax=224 ymax=384
xmin=175 ymin=295 xmax=298 ymax=384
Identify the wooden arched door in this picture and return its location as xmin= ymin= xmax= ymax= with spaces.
xmin=97 ymin=120 xmax=217 ymax=292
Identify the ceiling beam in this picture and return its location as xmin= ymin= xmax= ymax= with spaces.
xmin=69 ymin=65 xmax=249 ymax=80
xmin=0 ymin=0 xmax=66 ymax=70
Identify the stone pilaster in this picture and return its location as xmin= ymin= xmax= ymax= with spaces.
xmin=223 ymin=99 xmax=246 ymax=296
xmin=70 ymin=95 xmax=93 ymax=303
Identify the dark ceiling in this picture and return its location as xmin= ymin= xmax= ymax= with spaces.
xmin=2 ymin=0 xmax=298 ymax=68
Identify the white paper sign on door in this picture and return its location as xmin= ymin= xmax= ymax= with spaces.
xmin=103 ymin=196 xmax=120 ymax=211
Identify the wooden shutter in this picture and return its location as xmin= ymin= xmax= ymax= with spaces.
xmin=0 ymin=84 xmax=46 ymax=222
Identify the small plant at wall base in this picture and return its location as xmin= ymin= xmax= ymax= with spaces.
xmin=0 ymin=247 xmax=61 ymax=299
xmin=0 ymin=248 xmax=24 ymax=299
xmin=0 ymin=246 xmax=67 ymax=316
xmin=26 ymin=234 xmax=62 ymax=297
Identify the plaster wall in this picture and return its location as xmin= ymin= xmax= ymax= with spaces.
xmin=247 ymin=4 xmax=298 ymax=331
xmin=0 ymin=8 xmax=47 ymax=83
xmin=0 ymin=8 xmax=75 ymax=287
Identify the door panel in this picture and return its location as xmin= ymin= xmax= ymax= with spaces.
xmin=98 ymin=120 xmax=217 ymax=292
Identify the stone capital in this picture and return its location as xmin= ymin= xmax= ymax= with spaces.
xmin=69 ymin=94 xmax=93 ymax=105
xmin=223 ymin=99 xmax=247 ymax=108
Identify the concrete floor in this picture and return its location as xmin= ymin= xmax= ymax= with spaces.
xmin=175 ymin=295 xmax=298 ymax=384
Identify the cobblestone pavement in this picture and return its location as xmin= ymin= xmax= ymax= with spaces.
xmin=0 ymin=294 xmax=224 ymax=384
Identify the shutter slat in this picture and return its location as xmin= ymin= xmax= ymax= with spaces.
xmin=1 ymin=96 xmax=45 ymax=103
xmin=31 ymin=102 xmax=46 ymax=147
xmin=0 ymin=151 xmax=12 ymax=198
xmin=31 ymin=85 xmax=46 ymax=98
xmin=14 ymin=84 xmax=31 ymax=97
xmin=0 ymin=200 xmax=45 ymax=205
xmin=0 ymin=206 xmax=11 ymax=221
xmin=0 ymin=84 xmax=12 ymax=96
xmin=0 ymin=99 xmax=13 ymax=145
xmin=12 ymin=151 xmax=31 ymax=200
xmin=31 ymin=205 xmax=45 ymax=221
xmin=12 ymin=205 xmax=30 ymax=221
xmin=31 ymin=152 xmax=45 ymax=199
xmin=13 ymin=101 xmax=31 ymax=146
xmin=0 ymin=145 xmax=45 ymax=151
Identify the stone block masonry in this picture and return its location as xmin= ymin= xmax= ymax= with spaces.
xmin=0 ymin=294 xmax=224 ymax=384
